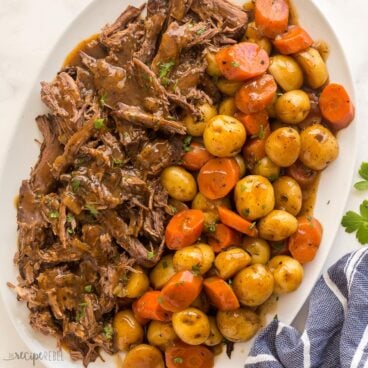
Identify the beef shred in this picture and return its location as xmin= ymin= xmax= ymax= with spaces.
xmin=13 ymin=0 xmax=247 ymax=365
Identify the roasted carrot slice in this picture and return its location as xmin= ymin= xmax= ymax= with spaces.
xmin=255 ymin=0 xmax=289 ymax=38
xmin=288 ymin=216 xmax=323 ymax=264
xmin=165 ymin=209 xmax=204 ymax=250
xmin=134 ymin=291 xmax=172 ymax=322
xmin=160 ymin=271 xmax=203 ymax=312
xmin=215 ymin=42 xmax=269 ymax=81
xmin=165 ymin=342 xmax=214 ymax=368
xmin=235 ymin=74 xmax=277 ymax=114
xmin=273 ymin=25 xmax=313 ymax=54
xmin=218 ymin=207 xmax=258 ymax=237
xmin=132 ymin=299 xmax=150 ymax=325
xmin=319 ymin=83 xmax=355 ymax=130
xmin=182 ymin=142 xmax=214 ymax=171
xmin=236 ymin=111 xmax=269 ymax=136
xmin=242 ymin=137 xmax=269 ymax=170
xmin=208 ymin=223 xmax=242 ymax=253
xmin=286 ymin=160 xmax=318 ymax=188
xmin=203 ymin=277 xmax=240 ymax=311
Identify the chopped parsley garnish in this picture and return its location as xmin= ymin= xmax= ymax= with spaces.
xmin=49 ymin=211 xmax=59 ymax=219
xmin=66 ymin=214 xmax=74 ymax=223
xmin=159 ymin=60 xmax=175 ymax=85
xmin=157 ymin=295 xmax=164 ymax=305
xmin=268 ymin=174 xmax=279 ymax=182
xmin=94 ymin=118 xmax=105 ymax=129
xmin=206 ymin=222 xmax=217 ymax=233
xmin=183 ymin=135 xmax=193 ymax=152
xmin=252 ymin=124 xmax=265 ymax=140
xmin=67 ymin=228 xmax=74 ymax=235
xmin=173 ymin=357 xmax=184 ymax=364
xmin=103 ymin=324 xmax=114 ymax=340
xmin=197 ymin=28 xmax=206 ymax=35
xmin=84 ymin=285 xmax=93 ymax=293
xmin=85 ymin=204 xmax=99 ymax=217
xmin=169 ymin=205 xmax=177 ymax=215
xmin=76 ymin=302 xmax=87 ymax=321
xmin=112 ymin=158 xmax=124 ymax=168
xmin=71 ymin=179 xmax=81 ymax=192
xmin=231 ymin=61 xmax=240 ymax=67
xmin=191 ymin=264 xmax=201 ymax=276
xmin=99 ymin=94 xmax=107 ymax=107
xmin=354 ymin=162 xmax=368 ymax=190
xmin=147 ymin=251 xmax=155 ymax=260
xmin=342 ymin=200 xmax=368 ymax=244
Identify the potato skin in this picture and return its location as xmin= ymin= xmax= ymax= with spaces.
xmin=251 ymin=156 xmax=280 ymax=181
xmin=232 ymin=264 xmax=274 ymax=307
xmin=214 ymin=248 xmax=252 ymax=279
xmin=258 ymin=210 xmax=298 ymax=241
xmin=242 ymin=237 xmax=271 ymax=265
xmin=299 ymin=124 xmax=339 ymax=170
xmin=234 ymin=154 xmax=247 ymax=177
xmin=265 ymin=127 xmax=301 ymax=167
xmin=275 ymin=90 xmax=311 ymax=124
xmin=150 ymin=255 xmax=176 ymax=290
xmin=219 ymin=97 xmax=237 ymax=116
xmin=234 ymin=175 xmax=275 ymax=221
xmin=173 ymin=243 xmax=215 ymax=275
xmin=206 ymin=52 xmax=222 ymax=77
xmin=161 ymin=166 xmax=197 ymax=202
xmin=124 ymin=266 xmax=150 ymax=298
xmin=122 ymin=344 xmax=164 ymax=368
xmin=216 ymin=78 xmax=243 ymax=96
xmin=294 ymin=47 xmax=329 ymax=89
xmin=147 ymin=321 xmax=177 ymax=351
xmin=268 ymin=255 xmax=304 ymax=294
xmin=205 ymin=316 xmax=224 ymax=346
xmin=172 ymin=307 xmax=210 ymax=345
xmin=204 ymin=115 xmax=246 ymax=157
xmin=268 ymin=55 xmax=303 ymax=91
xmin=216 ymin=308 xmax=261 ymax=342
xmin=273 ymin=176 xmax=302 ymax=216
xmin=113 ymin=310 xmax=144 ymax=351
xmin=184 ymin=103 xmax=217 ymax=137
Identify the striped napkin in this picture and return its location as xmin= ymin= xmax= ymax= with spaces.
xmin=245 ymin=247 xmax=368 ymax=368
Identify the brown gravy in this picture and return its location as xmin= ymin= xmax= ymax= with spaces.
xmin=300 ymin=173 xmax=321 ymax=217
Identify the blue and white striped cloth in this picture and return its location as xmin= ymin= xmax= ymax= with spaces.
xmin=245 ymin=247 xmax=368 ymax=368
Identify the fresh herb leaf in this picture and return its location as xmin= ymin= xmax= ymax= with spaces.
xmin=183 ymin=135 xmax=193 ymax=152
xmin=84 ymin=285 xmax=93 ymax=293
xmin=103 ymin=324 xmax=114 ymax=340
xmin=94 ymin=118 xmax=105 ymax=129
xmin=157 ymin=295 xmax=164 ymax=305
xmin=354 ymin=162 xmax=368 ymax=190
xmin=169 ymin=205 xmax=177 ymax=215
xmin=159 ymin=61 xmax=175 ymax=85
xmin=71 ymin=179 xmax=81 ymax=192
xmin=49 ymin=211 xmax=59 ymax=219
xmin=76 ymin=302 xmax=87 ymax=321
xmin=147 ymin=251 xmax=154 ymax=260
xmin=251 ymin=124 xmax=265 ymax=139
xmin=66 ymin=214 xmax=74 ymax=223
xmin=206 ymin=222 xmax=217 ymax=233
xmin=100 ymin=94 xmax=107 ymax=107
xmin=67 ymin=228 xmax=74 ymax=235
xmin=173 ymin=357 xmax=184 ymax=364
xmin=341 ymin=200 xmax=368 ymax=244
xmin=197 ymin=28 xmax=206 ymax=35
xmin=112 ymin=158 xmax=124 ymax=168
xmin=191 ymin=264 xmax=201 ymax=276
xmin=85 ymin=204 xmax=99 ymax=217
xmin=231 ymin=61 xmax=240 ymax=68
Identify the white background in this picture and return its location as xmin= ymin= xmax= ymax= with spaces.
xmin=0 ymin=0 xmax=367 ymax=366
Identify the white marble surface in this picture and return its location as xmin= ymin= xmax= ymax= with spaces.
xmin=0 ymin=0 xmax=368 ymax=367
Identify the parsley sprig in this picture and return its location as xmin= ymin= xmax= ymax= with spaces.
xmin=341 ymin=200 xmax=368 ymax=244
xmin=354 ymin=162 xmax=368 ymax=190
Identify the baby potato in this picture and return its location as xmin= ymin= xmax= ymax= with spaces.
xmin=147 ymin=321 xmax=177 ymax=351
xmin=205 ymin=316 xmax=224 ymax=346
xmin=258 ymin=210 xmax=298 ymax=241
xmin=214 ymin=248 xmax=251 ymax=279
xmin=242 ymin=237 xmax=271 ymax=265
xmin=299 ymin=124 xmax=339 ymax=170
xmin=216 ymin=308 xmax=261 ymax=342
xmin=113 ymin=310 xmax=144 ymax=351
xmin=267 ymin=93 xmax=278 ymax=118
xmin=251 ymin=156 xmax=280 ymax=181
xmin=124 ymin=266 xmax=150 ymax=298
xmin=232 ymin=264 xmax=274 ymax=307
xmin=265 ymin=127 xmax=301 ymax=167
xmin=161 ymin=166 xmax=197 ymax=202
xmin=219 ymin=97 xmax=237 ymax=116
xmin=204 ymin=115 xmax=246 ymax=157
xmin=172 ymin=307 xmax=210 ymax=345
xmin=268 ymin=255 xmax=304 ymax=294
xmin=191 ymin=292 xmax=210 ymax=313
xmin=235 ymin=154 xmax=247 ymax=177
xmin=150 ymin=254 xmax=176 ymax=290
xmin=184 ymin=103 xmax=217 ymax=137
xmin=206 ymin=52 xmax=222 ymax=77
xmin=235 ymin=175 xmax=275 ymax=221
xmin=273 ymin=176 xmax=302 ymax=216
xmin=173 ymin=243 xmax=214 ymax=275
xmin=275 ymin=90 xmax=311 ymax=124
xmin=245 ymin=21 xmax=262 ymax=40
xmin=294 ymin=47 xmax=329 ymax=89
xmin=216 ymin=78 xmax=243 ymax=96
xmin=122 ymin=344 xmax=164 ymax=368
xmin=268 ymin=55 xmax=303 ymax=91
